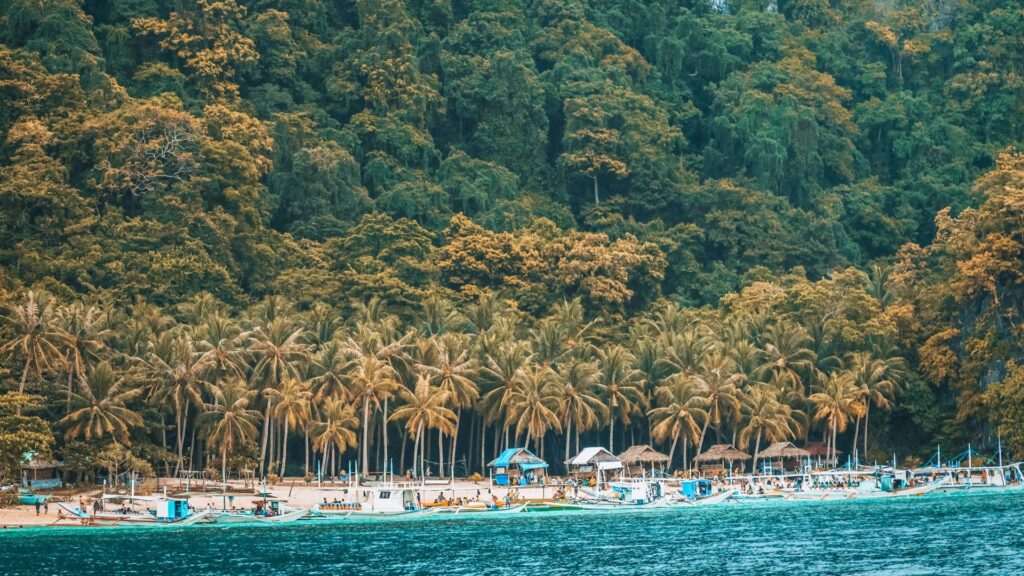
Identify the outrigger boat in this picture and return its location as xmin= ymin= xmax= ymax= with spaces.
xmin=667 ymin=479 xmax=735 ymax=506
xmin=784 ymin=469 xmax=948 ymax=501
xmin=311 ymin=484 xmax=430 ymax=519
xmin=214 ymin=495 xmax=308 ymax=524
xmin=428 ymin=502 xmax=528 ymax=515
xmin=918 ymin=445 xmax=1024 ymax=493
xmin=58 ymin=493 xmax=214 ymax=526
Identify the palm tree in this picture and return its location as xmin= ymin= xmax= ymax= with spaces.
xmin=418 ymin=334 xmax=479 ymax=474
xmin=194 ymin=313 xmax=246 ymax=380
xmin=309 ymin=339 xmax=349 ymax=403
xmin=506 ymin=365 xmax=561 ymax=455
xmin=147 ymin=331 xmax=205 ymax=473
xmin=346 ymin=354 xmax=399 ymax=477
xmin=480 ymin=341 xmax=533 ymax=450
xmin=55 ymin=301 xmax=111 ymax=413
xmin=390 ymin=375 xmax=455 ymax=477
xmin=759 ymin=322 xmax=817 ymax=396
xmin=312 ymin=397 xmax=359 ymax=478
xmin=648 ymin=376 xmax=707 ymax=469
xmin=595 ymin=346 xmax=646 ymax=452
xmin=269 ymin=377 xmax=312 ymax=476
xmin=553 ymin=359 xmax=606 ymax=464
xmin=61 ymin=360 xmax=143 ymax=445
xmin=690 ymin=349 xmax=743 ymax=455
xmin=656 ymin=324 xmax=712 ymax=379
xmin=247 ymin=317 xmax=310 ymax=476
xmin=201 ymin=377 xmax=261 ymax=482
xmin=739 ymin=384 xmax=799 ymax=473
xmin=0 ymin=291 xmax=66 ymax=404
xmin=809 ymin=372 xmax=864 ymax=465
xmin=849 ymin=352 xmax=904 ymax=460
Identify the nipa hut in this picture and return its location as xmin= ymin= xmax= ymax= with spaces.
xmin=757 ymin=442 xmax=811 ymax=472
xmin=21 ymin=457 xmax=63 ymax=490
xmin=488 ymin=448 xmax=548 ymax=486
xmin=566 ymin=447 xmax=621 ymax=478
xmin=694 ymin=444 xmax=751 ymax=474
xmin=618 ymin=445 xmax=671 ymax=475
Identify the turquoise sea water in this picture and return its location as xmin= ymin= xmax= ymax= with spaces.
xmin=2 ymin=491 xmax=1022 ymax=575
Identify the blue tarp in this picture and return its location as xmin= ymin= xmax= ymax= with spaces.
xmin=488 ymin=447 xmax=547 ymax=469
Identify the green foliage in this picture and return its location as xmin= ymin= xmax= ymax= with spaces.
xmin=0 ymin=0 xmax=1022 ymax=471
xmin=0 ymin=393 xmax=54 ymax=483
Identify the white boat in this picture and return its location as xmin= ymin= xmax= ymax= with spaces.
xmin=669 ymin=489 xmax=736 ymax=507
xmin=59 ymin=494 xmax=214 ymax=526
xmin=213 ymin=495 xmax=308 ymax=523
xmin=312 ymin=484 xmax=428 ymax=519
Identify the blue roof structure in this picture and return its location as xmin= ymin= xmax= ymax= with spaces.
xmin=488 ymin=447 xmax=547 ymax=469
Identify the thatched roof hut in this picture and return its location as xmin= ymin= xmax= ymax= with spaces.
xmin=803 ymin=442 xmax=842 ymax=457
xmin=694 ymin=444 xmax=752 ymax=464
xmin=618 ymin=445 xmax=671 ymax=472
xmin=759 ymin=442 xmax=811 ymax=460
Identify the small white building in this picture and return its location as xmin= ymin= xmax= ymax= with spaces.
xmin=567 ymin=447 xmax=622 ymax=477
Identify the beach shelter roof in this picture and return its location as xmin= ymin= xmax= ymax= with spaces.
xmin=618 ymin=445 xmax=671 ymax=465
xmin=567 ymin=447 xmax=620 ymax=466
xmin=488 ymin=447 xmax=548 ymax=469
xmin=694 ymin=444 xmax=752 ymax=463
xmin=759 ymin=442 xmax=811 ymax=460
xmin=803 ymin=442 xmax=842 ymax=457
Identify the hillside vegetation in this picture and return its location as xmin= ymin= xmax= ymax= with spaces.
xmin=1 ymin=0 xmax=1023 ymax=480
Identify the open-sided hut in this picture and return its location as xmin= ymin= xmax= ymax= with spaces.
xmin=566 ymin=447 xmax=621 ymax=478
xmin=694 ymin=444 xmax=751 ymax=474
xmin=21 ymin=457 xmax=63 ymax=490
xmin=618 ymin=445 xmax=671 ymax=475
xmin=757 ymin=442 xmax=811 ymax=471
xmin=488 ymin=447 xmax=548 ymax=486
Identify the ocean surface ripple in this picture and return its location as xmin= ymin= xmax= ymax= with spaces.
xmin=2 ymin=491 xmax=1023 ymax=575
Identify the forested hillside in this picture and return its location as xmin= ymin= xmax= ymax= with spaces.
xmin=2 ymin=0 xmax=1023 ymax=482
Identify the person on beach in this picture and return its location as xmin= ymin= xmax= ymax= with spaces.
xmin=34 ymin=501 xmax=41 ymax=515
xmin=44 ymin=501 xmax=49 ymax=514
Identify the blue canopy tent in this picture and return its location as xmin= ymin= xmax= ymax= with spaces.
xmin=488 ymin=448 xmax=548 ymax=486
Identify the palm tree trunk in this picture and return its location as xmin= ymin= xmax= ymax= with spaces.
xmin=383 ymin=396 xmax=390 ymax=474
xmin=411 ymin=428 xmax=419 ymax=477
xmin=18 ymin=357 xmax=30 ymax=394
xmin=668 ymin=429 xmax=679 ymax=468
xmin=259 ymin=398 xmax=273 ymax=477
xmin=222 ymin=445 xmax=228 ymax=486
xmin=280 ymin=421 xmax=290 ymax=477
xmin=449 ymin=409 xmax=461 ymax=476
xmin=399 ymin=427 xmax=408 ymax=475
xmin=609 ymin=418 xmax=615 ymax=453
xmin=697 ymin=416 xmax=711 ymax=461
xmin=682 ymin=435 xmax=688 ymax=473
xmin=831 ymin=420 xmax=838 ymax=467
xmin=66 ymin=366 xmax=74 ymax=415
xmin=564 ymin=420 xmax=572 ymax=474
xmin=852 ymin=414 xmax=861 ymax=463
xmin=593 ymin=174 xmax=599 ymax=205
xmin=438 ymin=429 xmax=445 ymax=475
xmin=752 ymin=429 xmax=762 ymax=474
xmin=863 ymin=404 xmax=870 ymax=461
xmin=361 ymin=396 xmax=371 ymax=477
xmin=418 ymin=423 xmax=425 ymax=479
xmin=480 ymin=418 xmax=486 ymax=474
xmin=304 ymin=428 xmax=309 ymax=475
